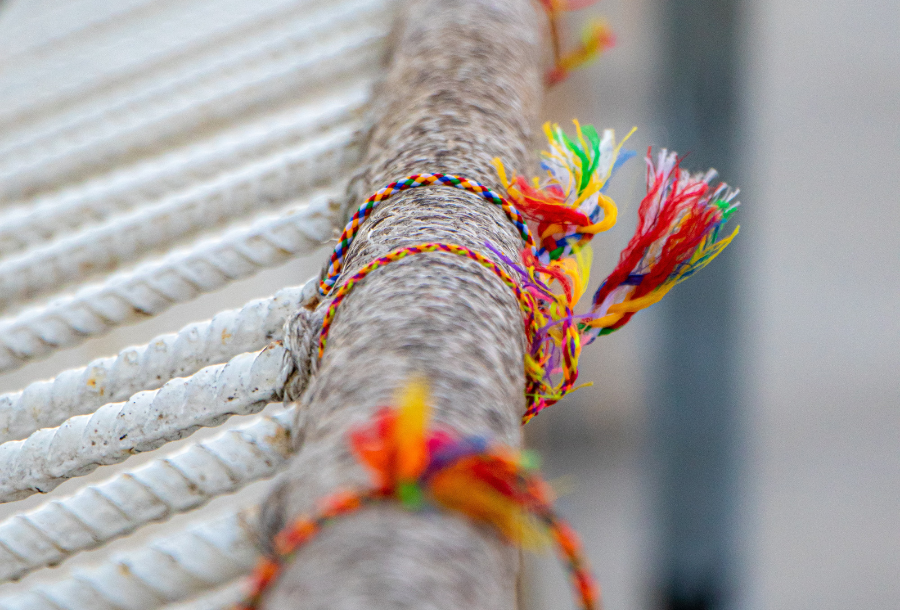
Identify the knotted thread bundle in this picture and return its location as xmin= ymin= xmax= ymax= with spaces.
xmin=318 ymin=120 xmax=740 ymax=421
xmin=239 ymin=380 xmax=599 ymax=610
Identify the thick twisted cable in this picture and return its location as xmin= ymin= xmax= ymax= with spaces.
xmin=0 ymin=123 xmax=356 ymax=311
xmin=0 ymin=188 xmax=339 ymax=374
xmin=318 ymin=242 xmax=583 ymax=421
xmin=0 ymin=11 xmax=387 ymax=202
xmin=318 ymin=174 xmax=536 ymax=294
xmin=0 ymin=86 xmax=368 ymax=258
xmin=0 ymin=509 xmax=261 ymax=610
xmin=319 ymin=242 xmax=539 ymax=357
xmin=0 ymin=408 xmax=294 ymax=582
xmin=0 ymin=343 xmax=291 ymax=503
xmin=0 ymin=282 xmax=311 ymax=444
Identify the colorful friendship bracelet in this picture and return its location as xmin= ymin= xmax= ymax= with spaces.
xmin=238 ymin=381 xmax=600 ymax=610
xmin=318 ymin=174 xmax=536 ymax=296
xmin=315 ymin=122 xmax=740 ymax=422
xmin=317 ymin=241 xmax=579 ymax=422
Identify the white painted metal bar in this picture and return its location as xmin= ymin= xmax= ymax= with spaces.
xmin=0 ymin=0 xmax=319 ymax=125
xmin=0 ymin=188 xmax=340 ymax=374
xmin=0 ymin=85 xmax=369 ymax=258
xmin=0 ymin=343 xmax=290 ymax=503
xmin=0 ymin=282 xmax=312 ymax=444
xmin=0 ymin=0 xmax=336 ymax=154
xmin=0 ymin=408 xmax=293 ymax=582
xmin=161 ymin=580 xmax=247 ymax=610
xmin=0 ymin=509 xmax=261 ymax=610
xmin=0 ymin=0 xmax=382 ymax=158
xmin=0 ymin=123 xmax=357 ymax=311
xmin=0 ymin=7 xmax=388 ymax=201
xmin=0 ymin=0 xmax=159 ymax=63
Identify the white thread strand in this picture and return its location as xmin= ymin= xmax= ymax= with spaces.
xmin=0 ymin=281 xmax=312 ymax=444
xmin=0 ymin=11 xmax=388 ymax=201
xmin=0 ymin=85 xmax=369 ymax=257
xmin=0 ymin=408 xmax=293 ymax=582
xmin=0 ymin=189 xmax=341 ymax=374
xmin=0 ymin=509 xmax=261 ymax=610
xmin=0 ymin=343 xmax=291 ymax=503
xmin=0 ymin=123 xmax=357 ymax=310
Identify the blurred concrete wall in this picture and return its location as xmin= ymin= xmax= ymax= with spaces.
xmin=529 ymin=0 xmax=900 ymax=608
xmin=741 ymin=0 xmax=900 ymax=607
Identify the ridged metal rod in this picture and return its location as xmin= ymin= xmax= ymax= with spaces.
xmin=0 ymin=408 xmax=294 ymax=582
xmin=0 ymin=5 xmax=388 ymax=201
xmin=0 ymin=188 xmax=340 ymax=374
xmin=0 ymin=85 xmax=368 ymax=257
xmin=0 ymin=343 xmax=290 ymax=503
xmin=0 ymin=281 xmax=312 ymax=444
xmin=0 ymin=123 xmax=357 ymax=311
xmin=0 ymin=509 xmax=262 ymax=610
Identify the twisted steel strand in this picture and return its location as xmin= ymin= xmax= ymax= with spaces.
xmin=160 ymin=580 xmax=247 ymax=610
xmin=0 ymin=0 xmax=380 ymax=160
xmin=0 ymin=0 xmax=336 ymax=130
xmin=0 ymin=14 xmax=387 ymax=202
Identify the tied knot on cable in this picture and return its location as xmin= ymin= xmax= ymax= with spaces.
xmin=492 ymin=122 xmax=739 ymax=420
xmin=348 ymin=378 xmax=551 ymax=543
xmin=241 ymin=379 xmax=600 ymax=610
xmin=315 ymin=123 xmax=740 ymax=424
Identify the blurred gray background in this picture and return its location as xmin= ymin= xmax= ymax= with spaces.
xmin=0 ymin=0 xmax=897 ymax=609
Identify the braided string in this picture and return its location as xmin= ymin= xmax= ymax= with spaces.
xmin=236 ymin=395 xmax=600 ymax=610
xmin=317 ymin=242 xmax=578 ymax=421
xmin=319 ymin=173 xmax=536 ymax=295
xmin=316 ymin=126 xmax=739 ymax=421
xmin=238 ymin=490 xmax=598 ymax=610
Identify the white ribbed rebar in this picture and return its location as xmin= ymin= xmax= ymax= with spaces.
xmin=0 ymin=408 xmax=294 ymax=582
xmin=0 ymin=123 xmax=356 ymax=311
xmin=161 ymin=580 xmax=247 ymax=610
xmin=0 ymin=0 xmax=381 ymax=161
xmin=0 ymin=188 xmax=340 ymax=374
xmin=0 ymin=0 xmax=310 ymax=127
xmin=0 ymin=509 xmax=261 ymax=610
xmin=0 ymin=0 xmax=159 ymax=64
xmin=0 ymin=342 xmax=290 ymax=503
xmin=0 ymin=0 xmax=337 ymax=148
xmin=0 ymin=281 xmax=313 ymax=444
xmin=0 ymin=85 xmax=369 ymax=257
xmin=0 ymin=6 xmax=388 ymax=201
